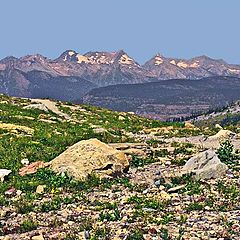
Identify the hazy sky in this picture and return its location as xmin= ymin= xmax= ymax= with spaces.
xmin=1 ymin=0 xmax=240 ymax=64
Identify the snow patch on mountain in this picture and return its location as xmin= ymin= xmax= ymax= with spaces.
xmin=119 ymin=54 xmax=135 ymax=65
xmin=228 ymin=68 xmax=240 ymax=74
xmin=177 ymin=61 xmax=188 ymax=68
xmin=170 ymin=60 xmax=176 ymax=65
xmin=154 ymin=56 xmax=164 ymax=65
xmin=76 ymin=54 xmax=89 ymax=64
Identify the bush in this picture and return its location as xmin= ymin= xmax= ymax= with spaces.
xmin=217 ymin=140 xmax=236 ymax=165
xmin=19 ymin=219 xmax=38 ymax=233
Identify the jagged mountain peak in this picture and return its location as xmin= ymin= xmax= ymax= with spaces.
xmin=54 ymin=49 xmax=140 ymax=66
xmin=56 ymin=50 xmax=79 ymax=62
xmin=0 ymin=56 xmax=19 ymax=70
xmin=114 ymin=50 xmax=139 ymax=66
xmin=82 ymin=50 xmax=138 ymax=66
xmin=153 ymin=54 xmax=167 ymax=65
xmin=19 ymin=54 xmax=49 ymax=64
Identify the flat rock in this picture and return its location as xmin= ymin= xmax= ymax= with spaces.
xmin=50 ymin=138 xmax=129 ymax=180
xmin=167 ymin=184 xmax=186 ymax=193
xmin=19 ymin=161 xmax=50 ymax=176
xmin=24 ymin=103 xmax=49 ymax=112
xmin=0 ymin=123 xmax=34 ymax=135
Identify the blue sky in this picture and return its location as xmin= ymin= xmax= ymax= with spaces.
xmin=1 ymin=0 xmax=240 ymax=64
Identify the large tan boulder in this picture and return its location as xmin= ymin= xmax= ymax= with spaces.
xmin=208 ymin=129 xmax=235 ymax=141
xmin=50 ymin=139 xmax=129 ymax=180
xmin=203 ymin=129 xmax=236 ymax=149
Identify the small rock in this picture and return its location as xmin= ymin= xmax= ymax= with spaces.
xmin=78 ymin=232 xmax=85 ymax=239
xmin=118 ymin=116 xmax=125 ymax=121
xmin=85 ymin=230 xmax=90 ymax=239
xmin=0 ymin=209 xmax=7 ymax=218
xmin=142 ymin=189 xmax=149 ymax=194
xmin=154 ymin=180 xmax=161 ymax=187
xmin=159 ymin=185 xmax=165 ymax=191
xmin=167 ymin=184 xmax=186 ymax=193
xmin=215 ymin=124 xmax=223 ymax=129
xmin=5 ymin=188 xmax=16 ymax=197
xmin=0 ymin=169 xmax=12 ymax=182
xmin=32 ymin=235 xmax=44 ymax=240
xmin=159 ymin=190 xmax=171 ymax=200
xmin=21 ymin=158 xmax=29 ymax=165
xmin=36 ymin=185 xmax=46 ymax=194
xmin=67 ymin=221 xmax=74 ymax=226
xmin=16 ymin=190 xmax=22 ymax=196
xmin=19 ymin=161 xmax=49 ymax=176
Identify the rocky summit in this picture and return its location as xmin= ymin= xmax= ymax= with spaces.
xmin=0 ymin=94 xmax=240 ymax=239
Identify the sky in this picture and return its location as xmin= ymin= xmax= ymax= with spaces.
xmin=1 ymin=0 xmax=240 ymax=64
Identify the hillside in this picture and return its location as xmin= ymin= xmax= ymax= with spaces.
xmin=0 ymin=68 xmax=97 ymax=101
xmin=82 ymin=76 xmax=240 ymax=120
xmin=0 ymin=95 xmax=240 ymax=239
xmin=192 ymin=101 xmax=240 ymax=128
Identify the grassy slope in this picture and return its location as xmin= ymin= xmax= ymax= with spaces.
xmin=0 ymin=94 xmax=183 ymax=195
xmin=1 ymin=95 xmax=239 ymax=239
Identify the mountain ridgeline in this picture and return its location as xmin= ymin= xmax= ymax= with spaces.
xmin=0 ymin=50 xmax=240 ymax=119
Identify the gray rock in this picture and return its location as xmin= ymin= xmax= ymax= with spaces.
xmin=154 ymin=180 xmax=161 ymax=186
xmin=182 ymin=149 xmax=228 ymax=180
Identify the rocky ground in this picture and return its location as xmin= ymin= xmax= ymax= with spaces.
xmin=0 ymin=95 xmax=240 ymax=240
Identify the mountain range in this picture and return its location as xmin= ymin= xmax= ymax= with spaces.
xmin=1 ymin=50 xmax=240 ymax=118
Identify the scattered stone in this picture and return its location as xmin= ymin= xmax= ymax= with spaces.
xmin=185 ymin=122 xmax=195 ymax=129
xmin=16 ymin=190 xmax=22 ymax=196
xmin=167 ymin=184 xmax=186 ymax=193
xmin=123 ymin=148 xmax=145 ymax=156
xmin=21 ymin=158 xmax=29 ymax=165
xmin=215 ymin=124 xmax=223 ymax=129
xmin=159 ymin=190 xmax=171 ymax=200
xmin=19 ymin=161 xmax=50 ymax=176
xmin=36 ymin=185 xmax=46 ymax=194
xmin=0 ymin=169 xmax=12 ymax=182
xmin=92 ymin=126 xmax=108 ymax=134
xmin=154 ymin=180 xmax=161 ymax=187
xmin=5 ymin=188 xmax=17 ymax=197
xmin=50 ymin=138 xmax=129 ymax=180
xmin=31 ymin=234 xmax=44 ymax=240
xmin=182 ymin=149 xmax=228 ymax=179
xmin=39 ymin=119 xmax=56 ymax=124
xmin=165 ymin=161 xmax=171 ymax=166
xmin=159 ymin=185 xmax=165 ymax=191
xmin=118 ymin=116 xmax=125 ymax=121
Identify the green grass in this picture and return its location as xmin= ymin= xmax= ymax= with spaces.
xmin=1 ymin=95 xmax=179 ymax=198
